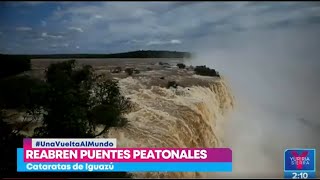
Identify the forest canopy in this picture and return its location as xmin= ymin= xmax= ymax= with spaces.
xmin=0 ymin=58 xmax=132 ymax=178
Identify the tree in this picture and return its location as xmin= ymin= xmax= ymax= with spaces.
xmin=0 ymin=75 xmax=47 ymax=109
xmin=33 ymin=60 xmax=92 ymax=138
xmin=34 ymin=60 xmax=132 ymax=139
xmin=0 ymin=55 xmax=31 ymax=79
xmin=194 ymin=65 xmax=220 ymax=77
xmin=34 ymin=60 xmax=132 ymax=178
xmin=177 ymin=63 xmax=186 ymax=69
xmin=88 ymin=74 xmax=132 ymax=137
xmin=0 ymin=60 xmax=133 ymax=178
xmin=0 ymin=110 xmax=26 ymax=178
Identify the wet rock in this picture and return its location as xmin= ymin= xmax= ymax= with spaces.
xmin=125 ymin=68 xmax=134 ymax=76
xmin=134 ymin=69 xmax=140 ymax=74
xmin=112 ymin=66 xmax=122 ymax=73
xmin=167 ymin=81 xmax=178 ymax=89
xmin=177 ymin=63 xmax=186 ymax=69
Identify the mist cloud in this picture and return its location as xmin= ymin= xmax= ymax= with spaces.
xmin=189 ymin=24 xmax=320 ymax=178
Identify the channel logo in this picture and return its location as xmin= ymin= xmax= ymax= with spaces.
xmin=284 ymin=149 xmax=316 ymax=179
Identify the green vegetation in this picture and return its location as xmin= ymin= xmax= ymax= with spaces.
xmin=194 ymin=65 xmax=220 ymax=77
xmin=34 ymin=60 xmax=132 ymax=138
xmin=1 ymin=50 xmax=192 ymax=59
xmin=0 ymin=55 xmax=31 ymax=78
xmin=0 ymin=76 xmax=47 ymax=109
xmin=0 ymin=113 xmax=25 ymax=178
xmin=177 ymin=63 xmax=186 ymax=69
xmin=0 ymin=59 xmax=132 ymax=178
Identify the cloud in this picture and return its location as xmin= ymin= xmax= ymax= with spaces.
xmin=51 ymin=43 xmax=69 ymax=48
xmin=15 ymin=2 xmax=48 ymax=6
xmin=146 ymin=39 xmax=182 ymax=46
xmin=28 ymin=2 xmax=52 ymax=5
xmin=46 ymin=2 xmax=319 ymax=52
xmin=41 ymin=32 xmax=63 ymax=39
xmin=170 ymin=39 xmax=181 ymax=44
xmin=68 ymin=27 xmax=84 ymax=32
xmin=2 ymin=2 xmax=320 ymax=54
xmin=41 ymin=21 xmax=47 ymax=27
xmin=8 ymin=2 xmax=74 ymax=6
xmin=16 ymin=27 xmax=32 ymax=31
xmin=94 ymin=15 xmax=103 ymax=19
xmin=76 ymin=46 xmax=80 ymax=49
xmin=35 ymin=38 xmax=44 ymax=41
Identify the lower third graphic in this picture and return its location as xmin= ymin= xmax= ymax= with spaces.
xmin=284 ymin=149 xmax=316 ymax=179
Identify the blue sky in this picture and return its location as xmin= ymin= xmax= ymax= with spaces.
xmin=0 ymin=1 xmax=319 ymax=54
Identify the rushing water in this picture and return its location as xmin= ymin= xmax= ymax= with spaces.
xmin=107 ymin=76 xmax=234 ymax=178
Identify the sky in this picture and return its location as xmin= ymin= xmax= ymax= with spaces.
xmin=0 ymin=1 xmax=320 ymax=54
